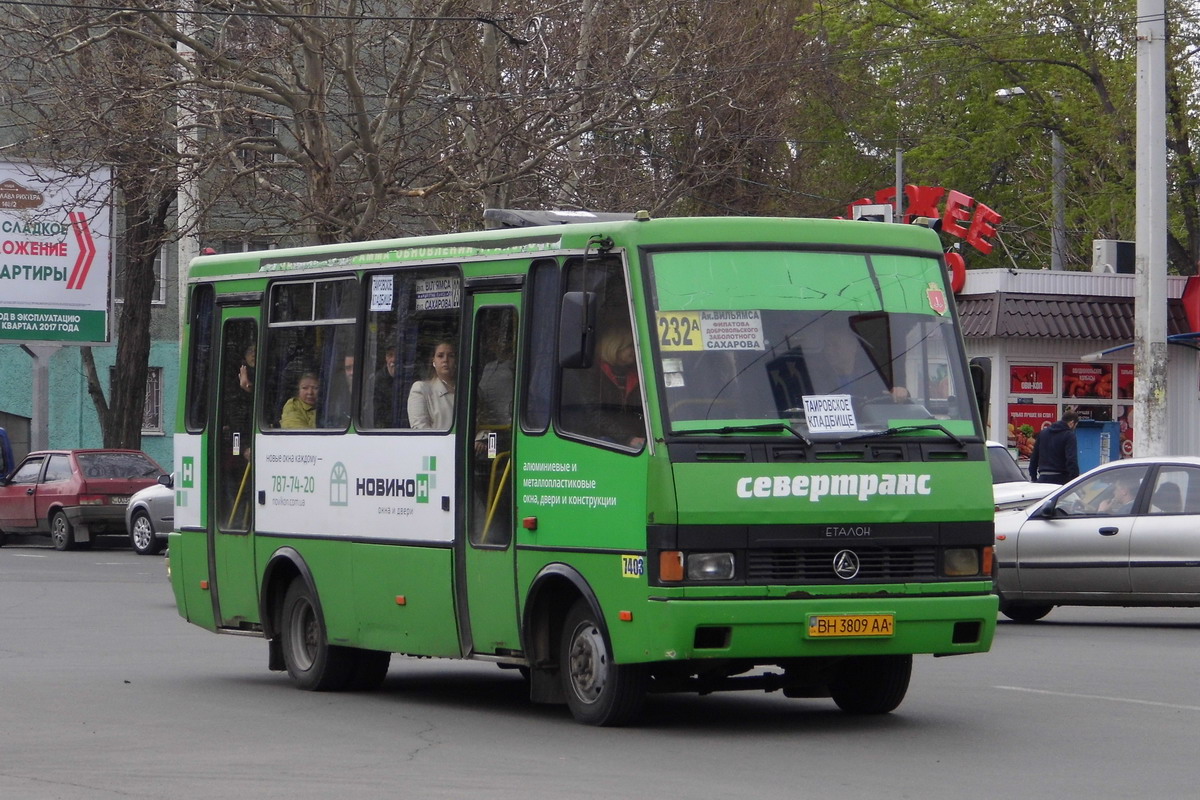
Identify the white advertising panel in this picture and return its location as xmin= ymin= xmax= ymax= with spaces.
xmin=256 ymin=434 xmax=456 ymax=543
xmin=0 ymin=162 xmax=112 ymax=343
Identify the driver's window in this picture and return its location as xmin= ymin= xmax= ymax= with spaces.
xmin=10 ymin=457 xmax=44 ymax=484
xmin=1055 ymin=466 xmax=1149 ymax=517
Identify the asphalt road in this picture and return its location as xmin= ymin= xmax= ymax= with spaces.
xmin=1 ymin=536 xmax=1197 ymax=799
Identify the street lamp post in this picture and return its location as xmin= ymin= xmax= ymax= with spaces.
xmin=1051 ymin=129 xmax=1067 ymax=272
xmin=995 ymin=87 xmax=1068 ymax=271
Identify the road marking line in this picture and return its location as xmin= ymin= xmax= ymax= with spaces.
xmin=7 ymin=553 xmax=48 ymax=558
xmin=995 ymin=685 xmax=1200 ymax=712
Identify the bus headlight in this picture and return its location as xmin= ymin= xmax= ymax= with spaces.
xmin=944 ymin=548 xmax=981 ymax=577
xmin=686 ymin=553 xmax=735 ymax=581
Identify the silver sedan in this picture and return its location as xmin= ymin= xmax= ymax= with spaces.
xmin=994 ymin=456 xmax=1200 ymax=622
xmin=125 ymin=474 xmax=174 ymax=555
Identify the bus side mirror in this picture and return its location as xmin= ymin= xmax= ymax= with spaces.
xmin=558 ymin=291 xmax=596 ymax=369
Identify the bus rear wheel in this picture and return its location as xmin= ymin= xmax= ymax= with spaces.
xmin=559 ymin=599 xmax=647 ymax=726
xmin=280 ymin=579 xmax=353 ymax=691
xmin=829 ymin=654 xmax=912 ymax=715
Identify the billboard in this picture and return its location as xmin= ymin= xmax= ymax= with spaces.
xmin=0 ymin=162 xmax=112 ymax=343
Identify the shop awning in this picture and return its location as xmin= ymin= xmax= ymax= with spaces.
xmin=955 ymin=292 xmax=1191 ymax=340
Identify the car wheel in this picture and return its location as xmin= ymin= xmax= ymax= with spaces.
xmin=50 ymin=511 xmax=76 ymax=551
xmin=559 ymin=598 xmax=648 ymax=726
xmin=279 ymin=578 xmax=354 ymax=691
xmin=129 ymin=510 xmax=163 ymax=555
xmin=1000 ymin=601 xmax=1053 ymax=623
xmin=830 ymin=654 xmax=912 ymax=715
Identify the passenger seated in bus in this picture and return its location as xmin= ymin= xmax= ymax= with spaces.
xmin=280 ymin=372 xmax=320 ymax=429
xmin=561 ymin=323 xmax=645 ymax=447
xmin=408 ymin=341 xmax=456 ymax=430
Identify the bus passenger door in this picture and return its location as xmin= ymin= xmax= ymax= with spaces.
xmin=209 ymin=311 xmax=261 ymax=628
xmin=461 ymin=298 xmax=521 ymax=655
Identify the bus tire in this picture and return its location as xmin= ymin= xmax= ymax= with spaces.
xmin=999 ymin=601 xmax=1053 ymax=623
xmin=830 ymin=654 xmax=912 ymax=715
xmin=280 ymin=579 xmax=353 ymax=691
xmin=559 ymin=599 xmax=647 ymax=726
xmin=50 ymin=511 xmax=76 ymax=551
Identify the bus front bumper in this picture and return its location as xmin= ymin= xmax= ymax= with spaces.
xmin=612 ymin=590 xmax=998 ymax=664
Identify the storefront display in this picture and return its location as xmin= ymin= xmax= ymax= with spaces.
xmin=1007 ymin=362 xmax=1135 ymax=462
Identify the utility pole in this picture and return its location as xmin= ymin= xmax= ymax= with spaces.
xmin=176 ymin=2 xmax=200 ymax=341
xmin=1134 ymin=0 xmax=1168 ymax=456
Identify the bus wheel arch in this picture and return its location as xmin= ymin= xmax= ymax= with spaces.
xmin=522 ymin=564 xmax=600 ymax=705
xmin=260 ymin=548 xmax=312 ymax=672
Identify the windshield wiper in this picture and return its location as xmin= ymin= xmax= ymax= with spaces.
xmin=842 ymin=424 xmax=964 ymax=447
xmin=673 ymin=423 xmax=812 ymax=446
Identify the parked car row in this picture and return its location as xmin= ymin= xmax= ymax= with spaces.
xmin=0 ymin=448 xmax=171 ymax=553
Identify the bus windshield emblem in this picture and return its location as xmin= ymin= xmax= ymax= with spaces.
xmin=832 ymin=550 xmax=861 ymax=580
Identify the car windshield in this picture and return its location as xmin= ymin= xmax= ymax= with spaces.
xmin=988 ymin=445 xmax=1028 ymax=484
xmin=647 ymin=248 xmax=978 ymax=440
xmin=76 ymin=452 xmax=161 ymax=479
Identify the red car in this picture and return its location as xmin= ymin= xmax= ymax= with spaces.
xmin=0 ymin=449 xmax=166 ymax=550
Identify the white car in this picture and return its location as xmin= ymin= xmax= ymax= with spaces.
xmin=125 ymin=473 xmax=174 ymax=555
xmin=994 ymin=456 xmax=1200 ymax=622
xmin=988 ymin=441 xmax=1054 ymax=512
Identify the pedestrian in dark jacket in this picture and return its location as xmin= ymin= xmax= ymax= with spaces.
xmin=1029 ymin=410 xmax=1079 ymax=484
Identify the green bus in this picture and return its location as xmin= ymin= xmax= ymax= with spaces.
xmin=170 ymin=211 xmax=997 ymax=725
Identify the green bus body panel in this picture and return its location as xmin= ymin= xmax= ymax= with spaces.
xmin=671 ymin=461 xmax=993 ymax=526
xmin=514 ymin=437 xmax=650 ymax=552
xmin=350 ymin=543 xmax=461 ymax=656
xmin=169 ymin=531 xmax=216 ymax=630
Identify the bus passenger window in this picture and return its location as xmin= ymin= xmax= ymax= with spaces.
xmin=362 ymin=267 xmax=462 ymax=430
xmin=263 ymin=277 xmax=358 ymax=431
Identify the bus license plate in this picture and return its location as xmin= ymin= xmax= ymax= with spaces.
xmin=807 ymin=614 xmax=894 ymax=638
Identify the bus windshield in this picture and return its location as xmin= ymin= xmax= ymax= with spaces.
xmin=647 ymin=248 xmax=978 ymax=438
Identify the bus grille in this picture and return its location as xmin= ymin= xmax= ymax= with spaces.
xmin=745 ymin=546 xmax=939 ymax=583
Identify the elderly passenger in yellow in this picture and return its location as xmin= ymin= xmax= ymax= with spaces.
xmin=281 ymin=372 xmax=320 ymax=429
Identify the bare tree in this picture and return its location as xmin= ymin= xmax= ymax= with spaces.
xmin=0 ymin=6 xmax=185 ymax=448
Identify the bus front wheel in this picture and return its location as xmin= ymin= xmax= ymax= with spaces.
xmin=280 ymin=579 xmax=353 ymax=691
xmin=829 ymin=654 xmax=912 ymax=714
xmin=559 ymin=599 xmax=647 ymax=726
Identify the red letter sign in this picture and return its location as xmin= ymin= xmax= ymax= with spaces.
xmin=942 ymin=190 xmax=975 ymax=238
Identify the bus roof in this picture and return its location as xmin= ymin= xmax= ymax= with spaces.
xmin=187 ymin=216 xmax=944 ymax=281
